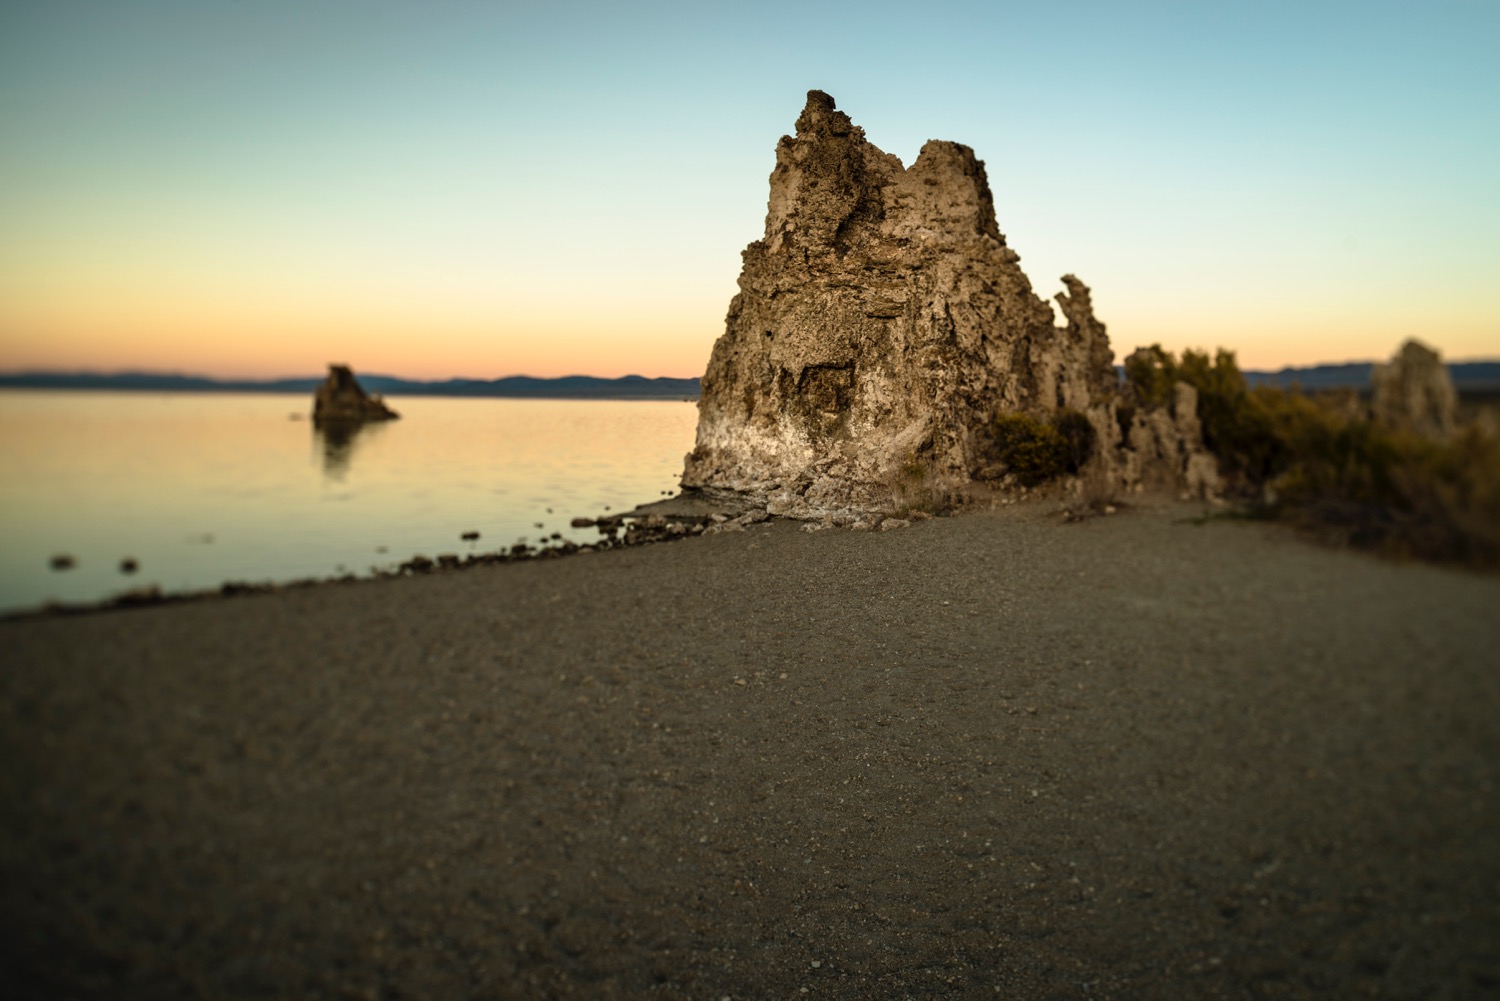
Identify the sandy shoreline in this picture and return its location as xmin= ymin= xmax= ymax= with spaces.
xmin=2 ymin=498 xmax=1498 ymax=999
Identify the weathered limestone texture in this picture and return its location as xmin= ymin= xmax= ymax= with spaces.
xmin=1118 ymin=381 xmax=1221 ymax=499
xmin=1371 ymin=339 xmax=1457 ymax=440
xmin=312 ymin=365 xmax=399 ymax=423
xmin=1109 ymin=347 xmax=1223 ymax=501
xmin=682 ymin=91 xmax=1208 ymax=515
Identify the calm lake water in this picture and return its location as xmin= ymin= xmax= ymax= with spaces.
xmin=0 ymin=391 xmax=699 ymax=613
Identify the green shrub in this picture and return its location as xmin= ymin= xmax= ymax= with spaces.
xmin=1273 ymin=422 xmax=1500 ymax=566
xmin=1132 ymin=343 xmax=1500 ymax=567
xmin=1123 ymin=344 xmax=1177 ymax=409
xmin=888 ymin=454 xmax=944 ymax=516
xmin=991 ymin=411 xmax=1097 ymax=486
xmin=1053 ymin=409 xmax=1097 ymax=474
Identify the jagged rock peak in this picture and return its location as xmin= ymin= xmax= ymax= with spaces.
xmin=1055 ymin=275 xmax=1118 ymax=400
xmin=682 ymin=90 xmax=1135 ymax=517
xmin=1371 ymin=338 xmax=1456 ymax=439
xmin=312 ymin=364 xmax=399 ymax=423
xmin=795 ymin=89 xmax=851 ymax=135
xmin=765 ymin=92 xmax=1003 ymax=257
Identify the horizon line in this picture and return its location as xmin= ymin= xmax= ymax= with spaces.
xmin=4 ymin=356 xmax=1500 ymax=384
xmin=0 ymin=368 xmax=707 ymax=383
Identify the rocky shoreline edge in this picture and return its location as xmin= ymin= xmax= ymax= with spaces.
xmin=10 ymin=479 xmax=1132 ymax=622
xmin=9 ymin=491 xmax=958 ymax=621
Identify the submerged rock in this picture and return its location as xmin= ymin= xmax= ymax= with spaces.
xmin=682 ymin=91 xmax=1207 ymax=516
xmin=312 ymin=364 xmax=399 ymax=423
xmin=1371 ymin=339 xmax=1457 ymax=440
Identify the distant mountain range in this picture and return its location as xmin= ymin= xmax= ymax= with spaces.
xmin=0 ymin=371 xmax=703 ymax=400
xmin=2 ymin=361 xmax=1498 ymax=398
xmin=1243 ymin=361 xmax=1500 ymax=391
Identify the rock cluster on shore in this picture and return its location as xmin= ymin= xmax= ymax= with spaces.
xmin=682 ymin=90 xmax=1214 ymax=519
xmin=312 ymin=364 xmax=399 ymax=423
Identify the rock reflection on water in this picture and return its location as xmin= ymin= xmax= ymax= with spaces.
xmin=313 ymin=419 xmax=389 ymax=480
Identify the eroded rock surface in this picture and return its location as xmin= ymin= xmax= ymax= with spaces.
xmin=1120 ymin=382 xmax=1222 ymax=499
xmin=1371 ymin=339 xmax=1457 ymax=439
xmin=313 ymin=365 xmax=399 ymax=423
xmin=682 ymin=91 xmax=1207 ymax=516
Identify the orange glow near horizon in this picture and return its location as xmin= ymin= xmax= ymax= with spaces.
xmin=0 ymin=265 xmax=727 ymax=380
xmin=5 ymin=309 xmax=1499 ymax=383
xmin=3 ymin=153 xmax=1495 ymax=380
xmin=0 ymin=320 xmax=719 ymax=382
xmin=4 ymin=275 xmax=1496 ymax=382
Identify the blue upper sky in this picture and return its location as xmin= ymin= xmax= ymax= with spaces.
xmin=1 ymin=0 xmax=1495 ymax=378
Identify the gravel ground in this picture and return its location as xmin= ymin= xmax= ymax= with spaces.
xmin=2 ymin=498 xmax=1498 ymax=1000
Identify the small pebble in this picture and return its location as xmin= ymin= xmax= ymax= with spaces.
xmin=119 ymin=558 xmax=139 ymax=574
xmin=49 ymin=554 xmax=76 ymax=571
xmin=461 ymin=530 xmax=480 ymax=541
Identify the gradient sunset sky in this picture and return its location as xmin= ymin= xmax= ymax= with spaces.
xmin=2 ymin=0 xmax=1495 ymax=380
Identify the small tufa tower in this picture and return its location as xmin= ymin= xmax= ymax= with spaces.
xmin=312 ymin=364 xmax=399 ymax=423
xmin=1370 ymin=339 xmax=1457 ymax=440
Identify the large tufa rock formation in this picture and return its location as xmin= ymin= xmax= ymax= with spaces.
xmin=683 ymin=91 xmax=1206 ymax=516
xmin=312 ymin=364 xmax=399 ymax=423
xmin=1371 ymin=339 xmax=1457 ymax=440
